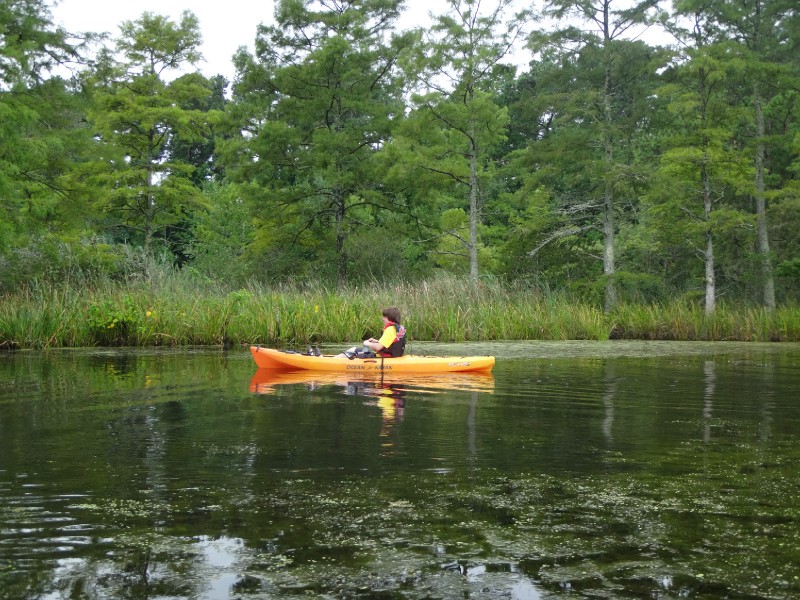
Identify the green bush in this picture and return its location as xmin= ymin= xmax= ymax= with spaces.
xmin=0 ymin=235 xmax=122 ymax=292
xmin=87 ymin=295 xmax=142 ymax=346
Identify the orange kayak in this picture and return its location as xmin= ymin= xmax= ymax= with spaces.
xmin=249 ymin=346 xmax=495 ymax=373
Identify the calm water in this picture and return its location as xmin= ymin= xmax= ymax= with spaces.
xmin=1 ymin=341 xmax=799 ymax=599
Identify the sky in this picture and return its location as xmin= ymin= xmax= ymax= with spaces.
xmin=49 ymin=0 xmax=457 ymax=82
xmin=49 ymin=0 xmax=665 ymax=82
xmin=50 ymin=0 xmax=278 ymax=80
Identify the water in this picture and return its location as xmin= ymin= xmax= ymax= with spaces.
xmin=1 ymin=342 xmax=799 ymax=599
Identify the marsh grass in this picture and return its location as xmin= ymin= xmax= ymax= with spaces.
xmin=1 ymin=276 xmax=798 ymax=348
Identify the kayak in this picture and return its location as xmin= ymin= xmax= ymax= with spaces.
xmin=250 ymin=368 xmax=495 ymax=394
xmin=249 ymin=346 xmax=495 ymax=373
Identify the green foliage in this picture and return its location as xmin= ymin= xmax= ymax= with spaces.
xmin=614 ymin=271 xmax=668 ymax=304
xmin=0 ymin=2 xmax=93 ymax=258
xmin=186 ymin=183 xmax=254 ymax=284
xmin=776 ymin=258 xmax=800 ymax=278
xmin=642 ymin=0 xmax=799 ymax=309
xmin=389 ymin=0 xmax=524 ymax=280
xmin=0 ymin=0 xmax=81 ymax=85
xmin=770 ymin=198 xmax=800 ymax=302
xmin=221 ymin=0 xmax=413 ymax=284
xmin=1 ymin=77 xmax=95 ymax=253
xmin=518 ymin=8 xmax=668 ymax=308
xmin=87 ymin=295 xmax=142 ymax=346
xmin=85 ymin=12 xmax=217 ymax=260
xmin=116 ymin=11 xmax=201 ymax=71
xmin=0 ymin=235 xmax=122 ymax=293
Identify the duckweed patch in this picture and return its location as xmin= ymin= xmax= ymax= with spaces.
xmin=69 ymin=498 xmax=174 ymax=526
xmin=7 ymin=471 xmax=800 ymax=598
xmin=152 ymin=463 xmax=799 ymax=598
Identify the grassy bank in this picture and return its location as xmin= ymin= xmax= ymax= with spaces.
xmin=1 ymin=277 xmax=799 ymax=349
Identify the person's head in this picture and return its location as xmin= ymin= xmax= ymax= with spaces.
xmin=382 ymin=306 xmax=401 ymax=324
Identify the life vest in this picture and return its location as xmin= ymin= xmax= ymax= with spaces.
xmin=379 ymin=321 xmax=406 ymax=357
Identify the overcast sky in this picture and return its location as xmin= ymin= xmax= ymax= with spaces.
xmin=50 ymin=0 xmax=458 ymax=81
xmin=49 ymin=0 xmax=671 ymax=87
xmin=51 ymin=0 xmax=287 ymax=80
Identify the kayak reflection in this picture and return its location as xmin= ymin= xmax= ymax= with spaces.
xmin=249 ymin=369 xmax=494 ymax=455
xmin=249 ymin=369 xmax=495 ymax=396
xmin=363 ymin=383 xmax=407 ymax=453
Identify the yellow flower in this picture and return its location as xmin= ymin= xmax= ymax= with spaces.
xmin=107 ymin=323 xmax=115 ymax=329
xmin=314 ymin=305 xmax=319 ymax=313
xmin=146 ymin=310 xmax=152 ymax=318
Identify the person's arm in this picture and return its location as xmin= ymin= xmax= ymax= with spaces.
xmin=364 ymin=326 xmax=396 ymax=352
xmin=363 ymin=337 xmax=384 ymax=352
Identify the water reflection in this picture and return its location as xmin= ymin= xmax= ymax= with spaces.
xmin=198 ymin=536 xmax=244 ymax=598
xmin=249 ymin=369 xmax=494 ymax=456
xmin=249 ymin=368 xmax=495 ymax=396
xmin=511 ymin=578 xmax=542 ymax=600
xmin=704 ymin=360 xmax=715 ymax=442
xmin=35 ymin=535 xmax=252 ymax=599
xmin=602 ymin=361 xmax=617 ymax=445
xmin=360 ymin=383 xmax=406 ymax=452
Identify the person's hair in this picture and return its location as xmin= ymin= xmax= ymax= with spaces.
xmin=382 ymin=306 xmax=401 ymax=324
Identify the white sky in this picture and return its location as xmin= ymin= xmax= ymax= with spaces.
xmin=49 ymin=0 xmax=459 ymax=81
xmin=49 ymin=0 xmax=667 ymax=82
xmin=50 ymin=0 xmax=279 ymax=80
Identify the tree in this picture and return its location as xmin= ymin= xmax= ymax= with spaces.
xmin=401 ymin=0 xmax=527 ymax=281
xmin=695 ymin=0 xmax=797 ymax=310
xmin=518 ymin=1 xmax=663 ymax=305
xmin=652 ymin=3 xmax=754 ymax=313
xmin=86 ymin=12 xmax=218 ymax=263
xmin=0 ymin=0 xmax=80 ymax=87
xmin=222 ymin=0 xmax=413 ymax=285
xmin=529 ymin=0 xmax=661 ymax=310
xmin=0 ymin=0 xmax=91 ymax=258
xmin=166 ymin=74 xmax=229 ymax=187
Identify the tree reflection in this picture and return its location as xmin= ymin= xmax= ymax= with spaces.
xmin=704 ymin=360 xmax=715 ymax=442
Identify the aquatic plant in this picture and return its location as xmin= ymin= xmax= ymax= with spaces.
xmin=0 ymin=276 xmax=798 ymax=348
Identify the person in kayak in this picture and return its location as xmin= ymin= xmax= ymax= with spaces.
xmin=337 ymin=306 xmax=406 ymax=359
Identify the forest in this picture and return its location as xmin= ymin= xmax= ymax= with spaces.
xmin=1 ymin=0 xmax=799 ymax=347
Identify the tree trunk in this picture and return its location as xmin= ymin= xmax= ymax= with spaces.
xmin=336 ymin=196 xmax=347 ymax=286
xmin=601 ymin=0 xmax=616 ymax=313
xmin=753 ymin=84 xmax=775 ymax=310
xmin=468 ymin=119 xmax=479 ymax=282
xmin=144 ymin=195 xmax=154 ymax=267
xmin=702 ymin=160 xmax=715 ymax=315
xmin=700 ymin=65 xmax=715 ymax=316
xmin=145 ymin=154 xmax=155 ymax=278
xmin=602 ymin=177 xmax=616 ymax=312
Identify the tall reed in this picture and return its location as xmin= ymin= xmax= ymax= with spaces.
xmin=1 ymin=276 xmax=798 ymax=348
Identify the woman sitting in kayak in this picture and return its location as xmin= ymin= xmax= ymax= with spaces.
xmin=337 ymin=307 xmax=406 ymax=359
